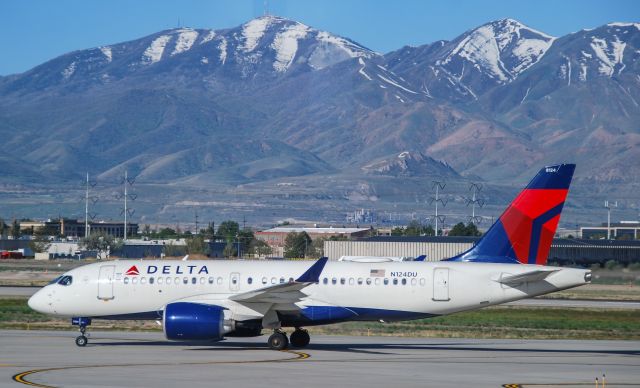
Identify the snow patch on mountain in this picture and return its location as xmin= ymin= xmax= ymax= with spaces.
xmin=142 ymin=35 xmax=172 ymax=64
xmin=309 ymin=31 xmax=374 ymax=70
xmin=200 ymin=30 xmax=216 ymax=44
xmin=590 ymin=36 xmax=626 ymax=76
xmin=240 ymin=17 xmax=272 ymax=52
xmin=99 ymin=46 xmax=112 ymax=62
xmin=271 ymin=23 xmax=310 ymax=72
xmin=608 ymin=22 xmax=640 ymax=31
xmin=218 ymin=37 xmax=228 ymax=64
xmin=171 ymin=29 xmax=198 ymax=55
xmin=61 ymin=61 xmax=76 ymax=79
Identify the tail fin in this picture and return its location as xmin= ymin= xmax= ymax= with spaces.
xmin=447 ymin=164 xmax=575 ymax=265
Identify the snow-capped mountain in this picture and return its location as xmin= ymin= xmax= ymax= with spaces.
xmin=0 ymin=16 xmax=638 ymax=222
xmin=386 ymin=19 xmax=556 ymax=100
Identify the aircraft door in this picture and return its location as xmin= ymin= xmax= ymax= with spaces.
xmin=98 ymin=265 xmax=115 ymax=300
xmin=230 ymin=272 xmax=240 ymax=292
xmin=432 ymin=268 xmax=450 ymax=301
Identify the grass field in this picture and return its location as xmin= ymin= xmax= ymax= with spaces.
xmin=2 ymin=297 xmax=638 ymax=340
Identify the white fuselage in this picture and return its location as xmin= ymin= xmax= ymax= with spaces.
xmin=29 ymin=260 xmax=590 ymax=325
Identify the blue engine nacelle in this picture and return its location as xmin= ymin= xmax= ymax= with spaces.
xmin=163 ymin=302 xmax=234 ymax=341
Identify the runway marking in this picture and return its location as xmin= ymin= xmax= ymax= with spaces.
xmin=11 ymin=349 xmax=310 ymax=388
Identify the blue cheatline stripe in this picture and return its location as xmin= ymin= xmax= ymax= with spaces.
xmin=527 ymin=202 xmax=565 ymax=264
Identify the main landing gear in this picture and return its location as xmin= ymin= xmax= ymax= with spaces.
xmin=71 ymin=317 xmax=92 ymax=347
xmin=267 ymin=328 xmax=310 ymax=350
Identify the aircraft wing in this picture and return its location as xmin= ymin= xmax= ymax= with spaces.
xmin=498 ymin=269 xmax=559 ymax=286
xmin=229 ymin=257 xmax=328 ymax=305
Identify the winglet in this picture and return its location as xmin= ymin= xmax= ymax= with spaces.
xmin=415 ymin=255 xmax=426 ymax=262
xmin=296 ymin=257 xmax=329 ymax=283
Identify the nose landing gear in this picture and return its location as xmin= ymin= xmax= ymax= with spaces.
xmin=71 ymin=317 xmax=92 ymax=347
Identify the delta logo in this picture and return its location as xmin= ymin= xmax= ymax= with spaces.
xmin=125 ymin=266 xmax=140 ymax=276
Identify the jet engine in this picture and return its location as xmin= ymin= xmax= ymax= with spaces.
xmin=163 ymin=302 xmax=234 ymax=341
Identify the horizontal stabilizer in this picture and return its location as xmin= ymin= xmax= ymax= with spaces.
xmin=498 ymin=269 xmax=559 ymax=286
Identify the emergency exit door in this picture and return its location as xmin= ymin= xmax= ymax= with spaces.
xmin=98 ymin=265 xmax=115 ymax=300
xmin=432 ymin=268 xmax=450 ymax=301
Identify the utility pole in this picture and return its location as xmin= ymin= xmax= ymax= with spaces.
xmin=85 ymin=172 xmax=89 ymax=238
xmin=605 ymin=200 xmax=617 ymax=240
xmin=194 ymin=208 xmax=199 ymax=235
xmin=119 ymin=171 xmax=136 ymax=241
xmin=466 ymin=183 xmax=484 ymax=225
xmin=430 ymin=181 xmax=448 ymax=236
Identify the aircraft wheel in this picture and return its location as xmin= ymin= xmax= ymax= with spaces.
xmin=290 ymin=329 xmax=310 ymax=348
xmin=268 ymin=331 xmax=288 ymax=350
xmin=75 ymin=335 xmax=88 ymax=347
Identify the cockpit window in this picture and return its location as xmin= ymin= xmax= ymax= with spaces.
xmin=57 ymin=276 xmax=73 ymax=286
xmin=48 ymin=276 xmax=63 ymax=285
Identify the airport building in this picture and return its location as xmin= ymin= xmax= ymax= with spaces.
xmin=581 ymin=221 xmax=640 ymax=240
xmin=256 ymin=226 xmax=371 ymax=257
xmin=19 ymin=219 xmax=139 ymax=239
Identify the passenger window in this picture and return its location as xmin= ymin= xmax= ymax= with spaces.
xmin=289 ymin=277 xmax=294 ymax=283
xmin=393 ymin=278 xmax=398 ymax=285
xmin=271 ymin=277 xmax=276 ymax=284
xmin=348 ymin=278 xmax=355 ymax=285
xmin=366 ymin=278 xmax=372 ymax=285
xmin=331 ymin=278 xmax=337 ymax=285
xmin=149 ymin=277 xmax=155 ymax=285
xmin=140 ymin=277 xmax=147 ymax=284
xmin=383 ymin=278 xmax=389 ymax=285
xmin=402 ymin=278 xmax=407 ymax=285
xmin=419 ymin=278 xmax=426 ymax=286
xmin=248 ymin=277 xmax=253 ymax=285
xmin=374 ymin=278 xmax=381 ymax=286
xmin=157 ymin=277 xmax=163 ymax=285
xmin=183 ymin=277 xmax=188 ymax=285
xmin=124 ymin=277 xmax=129 ymax=284
xmin=340 ymin=278 xmax=346 ymax=285
xmin=411 ymin=278 xmax=417 ymax=286
xmin=357 ymin=278 xmax=363 ymax=285
xmin=191 ymin=277 xmax=197 ymax=285
xmin=166 ymin=277 xmax=171 ymax=285
xmin=217 ymin=277 xmax=223 ymax=285
xmin=279 ymin=277 xmax=285 ymax=284
xmin=232 ymin=278 xmax=238 ymax=285
xmin=199 ymin=277 xmax=205 ymax=285
xmin=132 ymin=277 xmax=138 ymax=284
xmin=208 ymin=277 xmax=214 ymax=284
xmin=262 ymin=277 xmax=268 ymax=285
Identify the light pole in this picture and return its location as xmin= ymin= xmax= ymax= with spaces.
xmin=605 ymin=200 xmax=617 ymax=240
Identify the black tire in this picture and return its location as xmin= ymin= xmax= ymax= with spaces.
xmin=290 ymin=329 xmax=310 ymax=348
xmin=267 ymin=332 xmax=288 ymax=350
xmin=75 ymin=335 xmax=88 ymax=347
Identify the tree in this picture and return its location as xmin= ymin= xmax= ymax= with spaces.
xmin=157 ymin=228 xmax=177 ymax=238
xmin=391 ymin=227 xmax=404 ymax=236
xmin=237 ymin=229 xmax=255 ymax=256
xmin=283 ymin=232 xmax=312 ymax=258
xmin=448 ymin=222 xmax=482 ymax=237
xmin=0 ymin=218 xmax=6 ymax=237
xmin=29 ymin=234 xmax=51 ymax=254
xmin=223 ymin=242 xmax=237 ymax=258
xmin=423 ymin=225 xmax=435 ymax=236
xmin=218 ymin=221 xmax=240 ymax=242
xmin=80 ymin=232 xmax=122 ymax=260
xmin=250 ymin=239 xmax=272 ymax=257
xmin=405 ymin=220 xmax=423 ymax=236
xmin=11 ymin=219 xmax=21 ymax=239
xmin=201 ymin=223 xmax=216 ymax=240
xmin=186 ymin=235 xmax=209 ymax=255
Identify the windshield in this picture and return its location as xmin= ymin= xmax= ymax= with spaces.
xmin=57 ymin=276 xmax=73 ymax=286
xmin=48 ymin=276 xmax=63 ymax=285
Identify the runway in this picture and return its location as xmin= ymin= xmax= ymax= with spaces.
xmin=1 ymin=330 xmax=638 ymax=388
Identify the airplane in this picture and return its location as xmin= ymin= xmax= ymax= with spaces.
xmin=28 ymin=163 xmax=591 ymax=350
xmin=338 ymin=255 xmax=426 ymax=262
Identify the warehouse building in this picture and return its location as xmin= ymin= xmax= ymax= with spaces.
xmin=256 ymin=226 xmax=370 ymax=257
xmin=325 ymin=236 xmax=640 ymax=265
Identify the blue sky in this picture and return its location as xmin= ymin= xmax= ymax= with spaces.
xmin=1 ymin=0 xmax=638 ymax=75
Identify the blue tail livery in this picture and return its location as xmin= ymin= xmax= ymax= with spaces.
xmin=447 ymin=164 xmax=575 ymax=265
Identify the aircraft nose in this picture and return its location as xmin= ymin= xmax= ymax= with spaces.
xmin=28 ymin=290 xmax=51 ymax=314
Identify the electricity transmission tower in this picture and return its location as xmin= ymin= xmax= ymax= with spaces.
xmin=429 ymin=181 xmax=448 ymax=236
